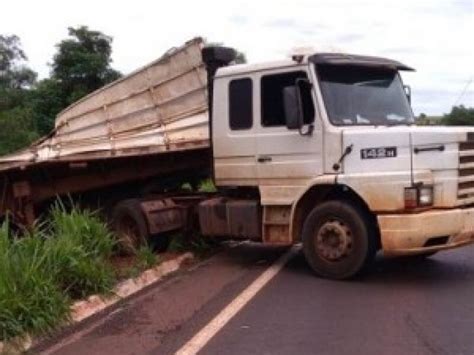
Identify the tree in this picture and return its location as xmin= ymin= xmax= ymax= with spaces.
xmin=28 ymin=79 xmax=65 ymax=134
xmin=234 ymin=51 xmax=247 ymax=64
xmin=0 ymin=35 xmax=37 ymax=90
xmin=30 ymin=26 xmax=121 ymax=135
xmin=0 ymin=107 xmax=39 ymax=156
xmin=441 ymin=105 xmax=474 ymax=126
xmin=0 ymin=35 xmax=39 ymax=155
xmin=415 ymin=113 xmax=443 ymax=126
xmin=0 ymin=27 xmax=122 ymax=155
xmin=51 ymin=26 xmax=121 ymax=104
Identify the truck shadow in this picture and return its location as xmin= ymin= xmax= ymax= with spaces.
xmin=286 ymin=248 xmax=474 ymax=285
xmin=365 ymin=254 xmax=473 ymax=285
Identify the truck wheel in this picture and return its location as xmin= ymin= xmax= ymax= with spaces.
xmin=112 ymin=199 xmax=149 ymax=255
xmin=302 ymin=200 xmax=376 ymax=280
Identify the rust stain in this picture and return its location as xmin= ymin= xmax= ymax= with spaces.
xmin=140 ymin=198 xmax=185 ymax=235
xmin=263 ymin=205 xmax=292 ymax=245
xmin=198 ymin=198 xmax=261 ymax=240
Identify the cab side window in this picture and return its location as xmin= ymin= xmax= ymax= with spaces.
xmin=261 ymin=71 xmax=315 ymax=127
xmin=229 ymin=78 xmax=253 ymax=130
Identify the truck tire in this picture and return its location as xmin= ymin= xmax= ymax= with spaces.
xmin=112 ymin=199 xmax=149 ymax=255
xmin=302 ymin=200 xmax=376 ymax=280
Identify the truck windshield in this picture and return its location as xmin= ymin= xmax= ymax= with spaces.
xmin=316 ymin=65 xmax=414 ymax=126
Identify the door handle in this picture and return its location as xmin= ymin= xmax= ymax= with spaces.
xmin=257 ymin=156 xmax=272 ymax=163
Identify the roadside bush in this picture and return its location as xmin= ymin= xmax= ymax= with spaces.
xmin=50 ymin=203 xmax=115 ymax=258
xmin=124 ymin=245 xmax=159 ymax=278
xmin=0 ymin=225 xmax=70 ymax=341
xmin=47 ymin=204 xmax=116 ymax=298
xmin=0 ymin=204 xmax=117 ymax=341
xmin=136 ymin=245 xmax=158 ymax=270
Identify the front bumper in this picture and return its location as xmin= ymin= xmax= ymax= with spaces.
xmin=377 ymin=207 xmax=474 ymax=256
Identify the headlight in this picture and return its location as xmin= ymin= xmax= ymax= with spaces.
xmin=404 ymin=185 xmax=433 ymax=209
xmin=418 ymin=186 xmax=434 ymax=206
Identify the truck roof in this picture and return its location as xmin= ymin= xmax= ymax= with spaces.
xmin=216 ymin=59 xmax=300 ymax=78
xmin=310 ymin=53 xmax=414 ymax=71
xmin=216 ymin=52 xmax=414 ymax=78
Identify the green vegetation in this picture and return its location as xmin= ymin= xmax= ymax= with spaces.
xmin=48 ymin=203 xmax=116 ymax=298
xmin=0 ymin=26 xmax=121 ymax=155
xmin=0 ymin=34 xmax=39 ymax=156
xmin=0 ymin=204 xmax=116 ymax=341
xmin=0 ymin=201 xmax=205 ymax=342
xmin=122 ymin=245 xmax=159 ymax=279
xmin=167 ymin=233 xmax=187 ymax=253
xmin=415 ymin=113 xmax=441 ymax=126
xmin=441 ymin=105 xmax=474 ymax=126
xmin=0 ymin=225 xmax=70 ymax=342
xmin=168 ymin=232 xmax=216 ymax=258
xmin=198 ymin=179 xmax=217 ymax=192
xmin=417 ymin=106 xmax=474 ymax=126
xmin=136 ymin=245 xmax=159 ymax=270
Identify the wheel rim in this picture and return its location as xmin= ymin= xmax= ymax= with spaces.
xmin=314 ymin=218 xmax=353 ymax=262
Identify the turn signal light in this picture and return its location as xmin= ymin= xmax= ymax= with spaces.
xmin=404 ymin=187 xmax=418 ymax=209
xmin=404 ymin=186 xmax=433 ymax=209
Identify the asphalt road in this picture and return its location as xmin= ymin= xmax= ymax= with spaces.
xmin=35 ymin=243 xmax=474 ymax=355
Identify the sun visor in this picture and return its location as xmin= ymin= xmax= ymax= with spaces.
xmin=309 ymin=53 xmax=415 ymax=71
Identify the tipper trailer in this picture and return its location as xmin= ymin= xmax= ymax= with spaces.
xmin=1 ymin=37 xmax=474 ymax=279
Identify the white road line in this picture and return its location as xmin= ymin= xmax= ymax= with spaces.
xmin=176 ymin=245 xmax=299 ymax=355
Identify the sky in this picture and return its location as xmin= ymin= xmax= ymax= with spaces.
xmin=1 ymin=0 xmax=473 ymax=116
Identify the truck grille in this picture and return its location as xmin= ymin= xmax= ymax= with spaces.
xmin=458 ymin=142 xmax=474 ymax=205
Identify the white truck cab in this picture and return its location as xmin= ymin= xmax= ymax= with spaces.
xmin=205 ymin=49 xmax=474 ymax=279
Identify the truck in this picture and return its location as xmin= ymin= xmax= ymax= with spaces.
xmin=1 ymin=37 xmax=473 ymax=279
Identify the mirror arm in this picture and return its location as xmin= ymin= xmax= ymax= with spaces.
xmin=295 ymin=78 xmax=313 ymax=136
xmin=404 ymin=85 xmax=411 ymax=105
xmin=304 ymin=124 xmax=314 ymax=136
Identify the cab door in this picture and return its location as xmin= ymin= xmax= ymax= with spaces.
xmin=212 ymin=75 xmax=258 ymax=186
xmin=255 ymin=68 xmax=323 ymax=183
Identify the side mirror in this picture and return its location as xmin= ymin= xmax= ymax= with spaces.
xmin=404 ymin=85 xmax=411 ymax=105
xmin=283 ymin=86 xmax=301 ymax=130
xmin=283 ymin=80 xmax=314 ymax=136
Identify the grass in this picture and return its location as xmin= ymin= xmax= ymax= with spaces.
xmin=0 ymin=198 xmax=217 ymax=342
xmin=0 ymin=225 xmax=70 ymax=342
xmin=136 ymin=245 xmax=158 ymax=270
xmin=168 ymin=232 xmax=216 ymax=257
xmin=180 ymin=178 xmax=217 ymax=193
xmin=47 ymin=204 xmax=116 ymax=298
xmin=0 ymin=203 xmax=116 ymax=342
xmin=198 ymin=179 xmax=216 ymax=193
xmin=124 ymin=245 xmax=160 ymax=278
xmin=167 ymin=233 xmax=187 ymax=253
